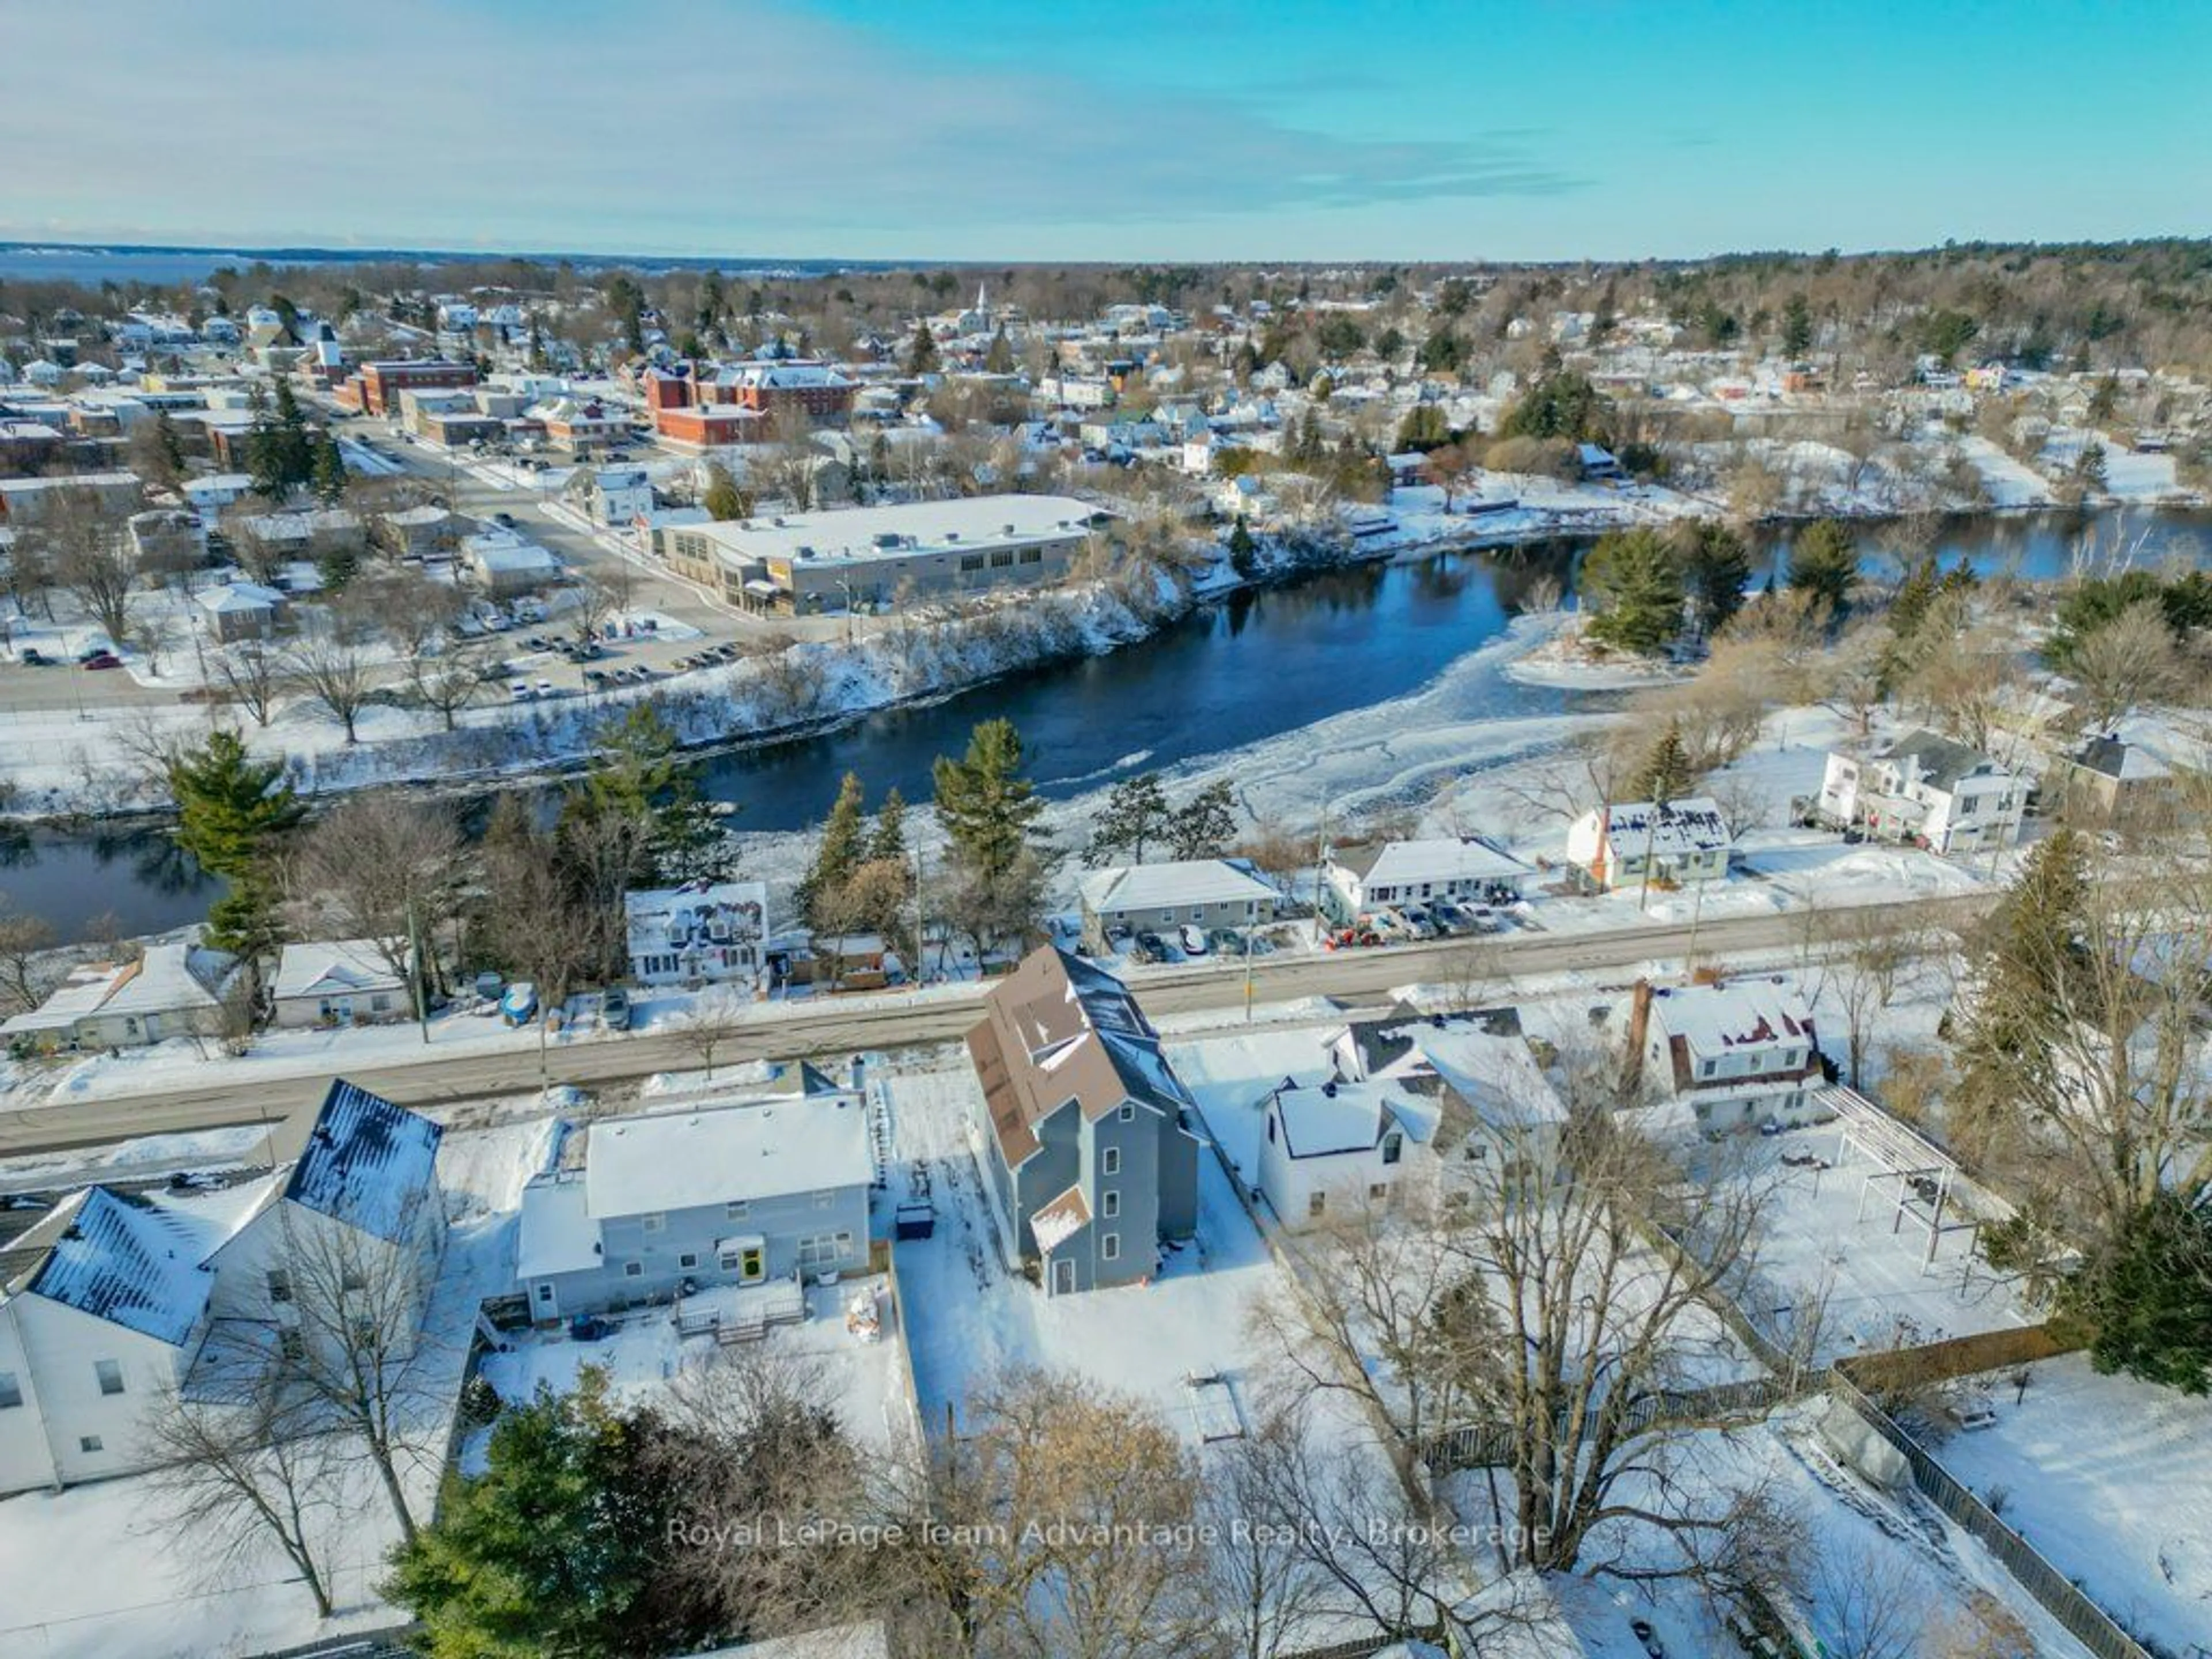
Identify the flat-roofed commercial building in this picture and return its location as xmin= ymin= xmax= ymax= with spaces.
xmin=656 ymin=494 xmax=1107 ymax=615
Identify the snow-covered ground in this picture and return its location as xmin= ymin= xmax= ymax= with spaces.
xmin=1933 ymin=1353 xmax=2212 ymax=1656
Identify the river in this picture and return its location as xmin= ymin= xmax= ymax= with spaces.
xmin=3 ymin=506 xmax=2207 ymax=942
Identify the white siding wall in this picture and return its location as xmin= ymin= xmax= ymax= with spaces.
xmin=0 ymin=1296 xmax=196 ymax=1491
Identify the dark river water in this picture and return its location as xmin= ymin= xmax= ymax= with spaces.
xmin=4 ymin=506 xmax=2209 ymax=942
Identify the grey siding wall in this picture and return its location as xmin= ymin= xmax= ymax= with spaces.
xmin=1155 ymin=1115 xmax=1200 ymax=1240
xmin=1010 ymin=1102 xmax=1081 ymax=1257
xmin=1082 ymin=1104 xmax=1159 ymax=1289
xmin=532 ymin=1185 xmax=870 ymax=1316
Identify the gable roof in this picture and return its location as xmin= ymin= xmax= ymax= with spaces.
xmin=12 ymin=1187 xmax=216 ymax=1346
xmin=1077 ymin=858 xmax=1277 ymax=916
xmin=1646 ymin=977 xmax=1814 ymax=1055
xmin=277 ymin=1079 xmax=443 ymax=1245
xmin=1877 ymin=728 xmax=2006 ymax=791
xmin=2070 ymin=733 xmax=2172 ymax=782
xmin=1330 ymin=836 xmax=1530 ymax=888
xmin=271 ymin=939 xmax=404 ymax=1001
xmin=968 ymin=946 xmax=1194 ymax=1168
xmin=1585 ymin=797 xmax=1731 ymax=859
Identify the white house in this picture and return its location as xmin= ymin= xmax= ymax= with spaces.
xmin=181 ymin=473 xmax=256 ymax=513
xmin=1077 ymin=858 xmax=1279 ymax=952
xmin=585 ymin=465 xmax=654 ymax=527
xmin=1565 ymin=798 xmax=1732 ymax=891
xmin=1625 ymin=976 xmax=1825 ymax=1131
xmin=0 ymin=1080 xmax=445 ymax=1495
xmin=1321 ymin=836 xmax=1531 ymax=923
xmin=195 ymin=578 xmax=287 ymax=643
xmin=464 ymin=529 xmax=562 ymax=597
xmin=270 ymin=939 xmax=409 ymax=1029
xmin=516 ymin=1074 xmax=873 ymax=1321
xmin=1816 ymin=730 xmax=2025 ymax=855
xmin=1 ymin=940 xmax=239 ymax=1054
xmin=1256 ymin=1075 xmax=1440 ymax=1228
xmin=626 ymin=880 xmax=770 ymax=991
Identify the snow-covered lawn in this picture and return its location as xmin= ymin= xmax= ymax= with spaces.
xmin=1722 ymin=1127 xmax=2033 ymax=1368
xmin=476 ymin=1274 xmax=920 ymax=1462
xmin=1933 ymin=1354 xmax=2212 ymax=1656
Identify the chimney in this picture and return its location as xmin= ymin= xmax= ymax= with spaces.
xmin=1623 ymin=978 xmax=1654 ymax=1092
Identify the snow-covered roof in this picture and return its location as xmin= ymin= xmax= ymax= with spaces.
xmin=516 ymin=1175 xmax=601 ymax=1279
xmin=692 ymin=1621 xmax=892 ymax=1659
xmin=626 ymin=880 xmax=768 ymax=955
xmin=271 ymin=939 xmax=404 ymax=1002
xmin=1029 ymin=1183 xmax=1092 ymax=1253
xmin=99 ymin=941 xmax=233 ymax=1018
xmin=278 ymin=1080 xmax=444 ymax=1245
xmin=2070 ymin=733 xmax=2172 ymax=782
xmin=1584 ymin=797 xmax=1731 ymax=858
xmin=464 ymin=532 xmax=559 ymax=573
xmin=196 ymin=579 xmax=285 ymax=615
xmin=683 ymin=494 xmax=1105 ymax=571
xmin=1268 ymin=1078 xmax=1435 ymax=1158
xmin=1647 ymin=976 xmax=1814 ymax=1056
xmin=1330 ymin=836 xmax=1530 ymax=888
xmin=1078 ymin=858 xmax=1277 ymax=916
xmin=10 ymin=1187 xmax=216 ymax=1346
xmin=584 ymin=1093 xmax=873 ymax=1220
xmin=1876 ymin=728 xmax=2013 ymax=791
xmin=1404 ymin=1025 xmax=1565 ymax=1132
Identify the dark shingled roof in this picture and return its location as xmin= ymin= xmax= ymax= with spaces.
xmin=278 ymin=1078 xmax=443 ymax=1245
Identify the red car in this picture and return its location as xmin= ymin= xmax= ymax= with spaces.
xmin=79 ymin=652 xmax=123 ymax=671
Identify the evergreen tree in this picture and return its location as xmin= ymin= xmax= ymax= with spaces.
xmin=1781 ymin=292 xmax=1815 ymax=358
xmin=1786 ymin=518 xmax=1858 ymax=620
xmin=1166 ymin=778 xmax=1238 ymax=861
xmin=310 ymin=433 xmax=347 ymax=505
xmin=1394 ymin=404 xmax=1450 ymax=451
xmin=153 ymin=410 xmax=187 ymax=480
xmin=1226 ymin=516 xmax=1259 ymax=581
xmin=1672 ymin=521 xmax=1752 ymax=638
xmin=984 ymin=325 xmax=1016 ymax=374
xmin=904 ymin=319 xmax=941 ymax=377
xmin=1499 ymin=370 xmax=1608 ymax=443
xmin=933 ymin=717 xmax=1044 ymax=885
xmin=1581 ymin=528 xmax=1684 ymax=657
xmin=383 ymin=1371 xmax=673 ymax=1658
xmin=1628 ymin=723 xmax=1694 ymax=806
xmin=1415 ymin=331 xmax=1464 ymax=374
xmin=2071 ymin=1195 xmax=2212 ymax=1395
xmin=1084 ymin=772 xmax=1172 ymax=868
xmin=800 ymin=771 xmax=869 ymax=927
xmin=1948 ymin=829 xmax=2089 ymax=1147
xmin=167 ymin=731 xmax=306 ymax=964
xmin=869 ymin=786 xmax=907 ymax=864
xmin=582 ymin=706 xmax=722 ymax=885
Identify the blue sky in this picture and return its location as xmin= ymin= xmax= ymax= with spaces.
xmin=2 ymin=1 xmax=2206 ymax=261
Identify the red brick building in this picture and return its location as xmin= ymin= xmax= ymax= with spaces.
xmin=643 ymin=360 xmax=855 ymax=444
xmin=339 ymin=358 xmax=479 ymax=416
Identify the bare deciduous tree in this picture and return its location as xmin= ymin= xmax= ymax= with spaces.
xmin=285 ymin=625 xmax=379 ymax=744
xmin=673 ymin=988 xmax=750 ymax=1082
xmin=2065 ymin=598 xmax=2186 ymax=730
xmin=287 ymin=791 xmax=465 ymax=992
xmin=213 ymin=639 xmax=285 ymax=727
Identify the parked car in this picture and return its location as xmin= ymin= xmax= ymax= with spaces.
xmin=1134 ymin=930 xmax=1168 ymax=964
xmin=493 ymin=511 xmax=516 ymax=528
xmin=535 ymin=677 xmax=556 ymax=698
xmin=600 ymin=987 xmax=631 ymax=1031
xmin=1206 ymin=928 xmax=1247 ymax=956
xmin=500 ymin=981 xmax=538 ymax=1025
xmin=1398 ymin=906 xmax=1439 ymax=940
xmin=79 ymin=652 xmax=123 ymax=671
xmin=509 ymin=680 xmax=533 ymax=700
xmin=1105 ymin=925 xmax=1133 ymax=956
xmin=1179 ymin=924 xmax=1209 ymax=957
xmin=1464 ymin=905 xmax=1502 ymax=933
xmin=17 ymin=647 xmax=48 ymax=666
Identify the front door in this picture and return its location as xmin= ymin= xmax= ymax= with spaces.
xmin=740 ymin=1246 xmax=764 ymax=1283
xmin=1052 ymin=1257 xmax=1075 ymax=1296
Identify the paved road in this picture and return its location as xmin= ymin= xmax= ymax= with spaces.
xmin=0 ymin=893 xmax=1995 ymax=1160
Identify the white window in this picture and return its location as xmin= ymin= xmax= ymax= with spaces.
xmin=79 ymin=1435 xmax=104 ymax=1455
xmin=1102 ymin=1190 xmax=1121 ymax=1219
xmin=340 ymin=1265 xmax=368 ymax=1293
xmin=94 ymin=1359 xmax=124 ymax=1396
xmin=267 ymin=1268 xmax=292 ymax=1304
xmin=1102 ymin=1147 xmax=1121 ymax=1176
xmin=0 ymin=1371 xmax=20 ymax=1409
xmin=535 ymin=1283 xmax=554 ymax=1304
xmin=725 ymin=1200 xmax=749 ymax=1220
xmin=1381 ymin=1131 xmax=1403 ymax=1166
xmin=280 ymin=1330 xmax=305 ymax=1363
xmin=1118 ymin=1103 xmax=1135 ymax=1122
xmin=1101 ymin=1233 xmax=1121 ymax=1262
xmin=678 ymin=1252 xmax=699 ymax=1271
xmin=1699 ymin=1058 xmax=1718 ymax=1079
xmin=623 ymin=1260 xmax=643 ymax=1278
xmin=642 ymin=1213 xmax=666 ymax=1234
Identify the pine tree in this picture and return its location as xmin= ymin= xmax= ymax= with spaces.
xmin=984 ymin=326 xmax=1016 ymax=374
xmin=310 ymin=433 xmax=347 ymax=505
xmin=1227 ymin=516 xmax=1259 ymax=580
xmin=701 ymin=462 xmax=749 ymax=522
xmin=904 ymin=320 xmax=941 ymax=377
xmin=1671 ymin=522 xmax=1752 ymax=639
xmin=167 ymin=731 xmax=306 ymax=963
xmin=2072 ymin=1195 xmax=2212 ymax=1395
xmin=1948 ymin=829 xmax=2089 ymax=1148
xmin=1166 ymin=779 xmax=1238 ymax=861
xmin=800 ymin=772 xmax=869 ymax=927
xmin=1629 ymin=723 xmax=1694 ymax=806
xmin=933 ymin=717 xmax=1044 ymax=885
xmin=869 ymin=786 xmax=907 ymax=864
xmin=582 ymin=706 xmax=720 ymax=884
xmin=1787 ymin=518 xmax=1859 ymax=621
xmin=1781 ymin=292 xmax=1815 ymax=359
xmin=1581 ymin=528 xmax=1684 ymax=657
xmin=1084 ymin=772 xmax=1172 ymax=867
xmin=154 ymin=410 xmax=186 ymax=480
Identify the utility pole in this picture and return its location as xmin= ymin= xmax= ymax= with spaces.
xmin=407 ymin=897 xmax=431 ymax=1046
xmin=911 ymin=842 xmax=929 ymax=986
